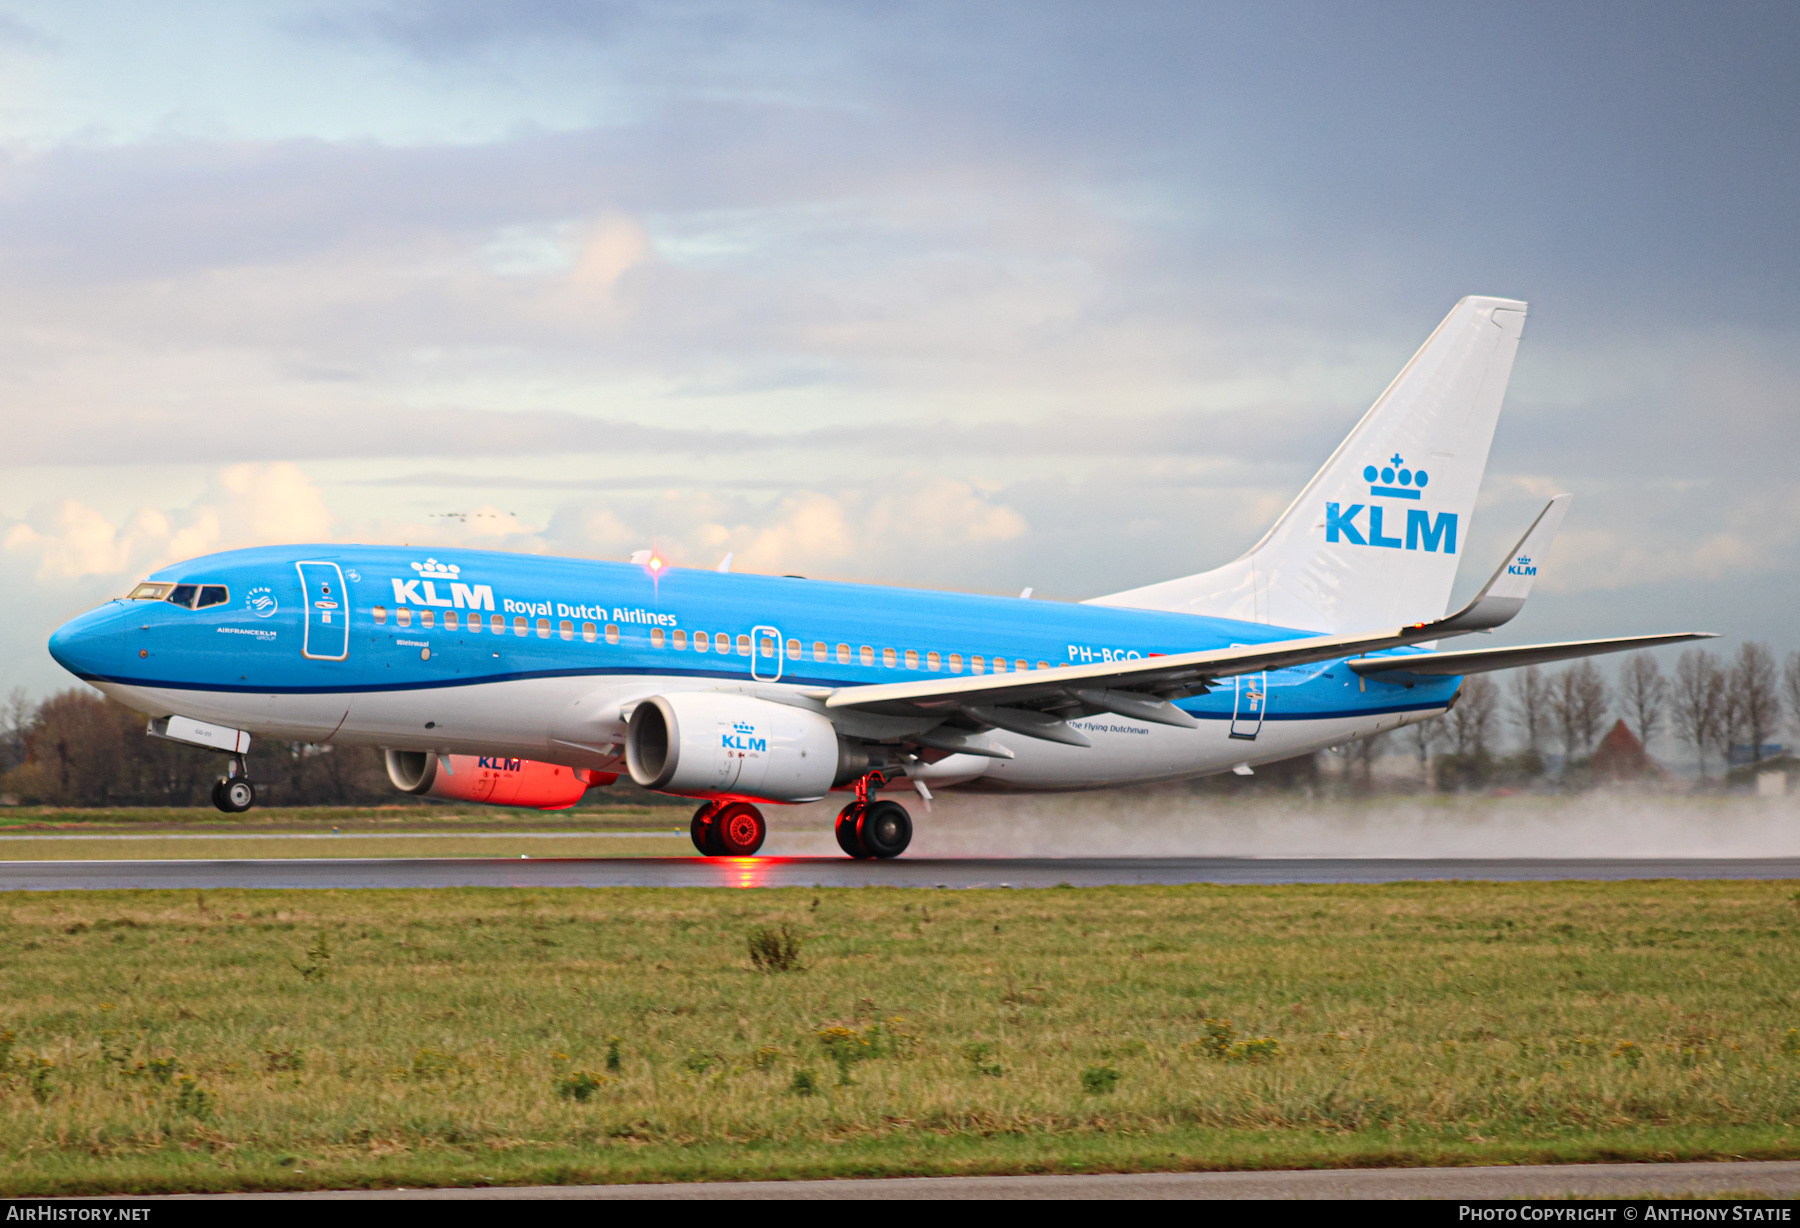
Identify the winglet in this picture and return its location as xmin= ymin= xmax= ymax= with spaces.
xmin=1432 ymin=494 xmax=1570 ymax=634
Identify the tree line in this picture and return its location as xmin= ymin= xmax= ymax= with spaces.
xmin=1411 ymin=642 xmax=1797 ymax=788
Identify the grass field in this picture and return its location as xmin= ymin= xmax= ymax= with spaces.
xmin=2 ymin=879 xmax=1800 ymax=1194
xmin=0 ymin=834 xmax=691 ymax=860
xmin=0 ymin=805 xmax=681 ymax=833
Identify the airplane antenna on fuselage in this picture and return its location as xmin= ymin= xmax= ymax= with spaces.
xmin=716 ymin=553 xmax=733 ymax=574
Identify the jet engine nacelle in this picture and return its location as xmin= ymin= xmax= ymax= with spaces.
xmin=384 ymin=750 xmax=613 ymax=810
xmin=625 ymin=692 xmax=856 ymax=803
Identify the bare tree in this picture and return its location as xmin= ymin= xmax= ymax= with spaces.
xmin=1446 ymin=675 xmax=1500 ymax=759
xmin=1618 ymin=653 xmax=1668 ymax=751
xmin=1551 ymin=660 xmax=1611 ymax=764
xmin=1403 ymin=715 xmax=1442 ymax=786
xmin=1509 ymin=665 xmax=1550 ymax=756
xmin=1786 ymin=651 xmax=1800 ymax=746
xmin=1 ymin=687 xmax=31 ymax=772
xmin=1730 ymin=642 xmax=1782 ymax=764
xmin=1673 ymin=648 xmax=1727 ymax=780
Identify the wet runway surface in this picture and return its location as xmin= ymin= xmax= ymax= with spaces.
xmin=4 ymin=855 xmax=1799 ymax=890
xmin=151 ymin=1159 xmax=1800 ymax=1200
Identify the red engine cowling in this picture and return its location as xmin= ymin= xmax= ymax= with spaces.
xmin=385 ymin=750 xmax=614 ymax=810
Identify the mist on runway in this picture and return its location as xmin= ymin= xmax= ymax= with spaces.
xmin=757 ymin=790 xmax=1800 ymax=860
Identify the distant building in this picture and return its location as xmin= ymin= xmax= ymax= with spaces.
xmin=1590 ymin=719 xmax=1664 ymax=784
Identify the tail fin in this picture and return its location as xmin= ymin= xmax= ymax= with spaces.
xmin=1089 ymin=295 xmax=1528 ymax=632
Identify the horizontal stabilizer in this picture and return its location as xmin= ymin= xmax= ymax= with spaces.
xmin=1348 ymin=632 xmax=1716 ymax=678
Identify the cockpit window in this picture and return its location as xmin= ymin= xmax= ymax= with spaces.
xmin=127 ymin=582 xmax=174 ymax=601
xmin=195 ymin=585 xmax=229 ymax=608
xmin=167 ymin=584 xmax=199 ymax=609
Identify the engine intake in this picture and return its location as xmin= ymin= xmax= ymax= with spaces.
xmin=626 ymin=692 xmax=860 ymax=802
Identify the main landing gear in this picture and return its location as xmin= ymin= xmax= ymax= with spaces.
xmin=210 ymin=756 xmax=255 ymax=814
xmin=834 ymin=772 xmax=913 ymax=860
xmin=690 ymin=801 xmax=768 ymax=856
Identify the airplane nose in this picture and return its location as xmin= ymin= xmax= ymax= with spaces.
xmin=48 ymin=604 xmax=129 ymax=679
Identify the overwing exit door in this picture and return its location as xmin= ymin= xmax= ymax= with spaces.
xmin=296 ymin=561 xmax=349 ymax=661
xmin=751 ymin=625 xmax=784 ymax=682
xmin=1230 ymin=671 xmax=1267 ymax=740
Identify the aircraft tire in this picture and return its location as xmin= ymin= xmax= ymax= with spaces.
xmin=713 ymin=802 xmax=766 ymax=856
xmin=690 ymin=802 xmax=719 ymax=855
xmin=213 ymin=778 xmax=255 ymax=814
xmin=856 ymin=799 xmax=912 ymax=859
xmin=834 ymin=803 xmax=867 ymax=858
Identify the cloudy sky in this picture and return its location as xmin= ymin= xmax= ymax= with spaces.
xmin=3 ymin=0 xmax=1797 ymax=699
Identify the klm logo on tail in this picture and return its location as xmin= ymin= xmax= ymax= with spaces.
xmin=1508 ymin=555 xmax=1536 ymax=577
xmin=723 ymin=719 xmax=766 ymax=753
xmin=1325 ymin=454 xmax=1456 ymax=554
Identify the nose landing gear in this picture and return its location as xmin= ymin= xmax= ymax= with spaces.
xmin=210 ymin=756 xmax=255 ymax=813
xmin=690 ymin=801 xmax=767 ymax=856
xmin=834 ymin=772 xmax=913 ymax=859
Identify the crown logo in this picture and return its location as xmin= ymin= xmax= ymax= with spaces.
xmin=1363 ymin=453 xmax=1428 ymax=500
xmin=411 ymin=558 xmax=461 ymax=579
xmin=733 ymin=721 xmax=755 ymax=734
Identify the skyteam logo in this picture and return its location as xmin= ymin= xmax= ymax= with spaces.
xmin=1326 ymin=454 xmax=1457 ymax=554
xmin=244 ymin=586 xmax=278 ymax=618
xmin=723 ymin=720 xmax=766 ymax=753
xmin=391 ymin=557 xmax=495 ymax=610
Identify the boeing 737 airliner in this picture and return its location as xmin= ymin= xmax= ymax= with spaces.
xmin=46 ymin=297 xmax=1710 ymax=858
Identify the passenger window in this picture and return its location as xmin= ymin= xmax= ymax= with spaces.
xmin=760 ymin=635 xmax=777 ymax=658
xmin=1036 ymin=661 xmax=1048 ymax=670
xmin=883 ymin=647 xmax=897 ymax=667
xmin=813 ymin=641 xmax=827 ymax=662
xmin=605 ymin=624 xmax=620 ymax=645
xmin=167 ymin=584 xmax=199 ymax=609
xmin=1017 ymin=659 xmax=1029 ymax=672
xmin=397 ymin=609 xmax=413 ymax=628
xmin=970 ymin=655 xmax=984 ymax=674
xmin=736 ymin=634 xmax=752 ymax=657
xmin=860 ymin=646 xmax=874 ymax=667
xmin=837 ymin=643 xmax=851 ymax=664
xmin=948 ymin=653 xmax=962 ymax=673
xmin=196 ymin=585 xmax=229 ymax=608
xmin=373 ymin=606 xmax=388 ymax=625
xmin=651 ymin=627 xmax=665 ymax=648
xmin=490 ymin=613 xmax=505 ymax=633
xmin=787 ymin=638 xmax=801 ymax=659
xmin=463 ymin=610 xmax=477 ymax=632
xmin=672 ymin=629 xmax=687 ymax=650
xmin=512 ymin=616 xmax=527 ymax=636
xmin=583 ymin=622 xmax=597 ymax=642
xmin=694 ymin=631 xmax=710 ymax=653
xmin=443 ymin=611 xmax=458 ymax=630
xmin=560 ymin=619 xmax=574 ymax=641
xmin=991 ymin=658 xmax=1006 ymax=673
xmin=420 ymin=610 xmax=435 ymax=629
xmin=536 ymin=618 xmax=551 ymax=638
xmin=904 ymin=649 xmax=918 ymax=669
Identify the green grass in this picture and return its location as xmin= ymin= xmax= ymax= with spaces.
xmin=0 ymin=806 xmax=680 ymax=833
xmin=0 ymin=835 xmax=690 ymax=860
xmin=2 ymin=880 xmax=1800 ymax=1193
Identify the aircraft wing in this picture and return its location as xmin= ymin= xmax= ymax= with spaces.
xmin=1347 ymin=632 xmax=1715 ymax=678
xmin=820 ymin=497 xmax=1573 ymax=747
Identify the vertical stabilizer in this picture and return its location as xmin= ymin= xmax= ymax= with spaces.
xmin=1089 ymin=295 xmax=1528 ymax=632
